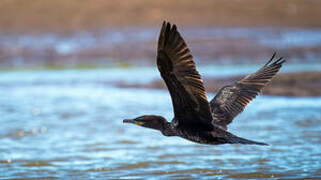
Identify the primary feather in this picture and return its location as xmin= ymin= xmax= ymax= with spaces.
xmin=210 ymin=53 xmax=285 ymax=130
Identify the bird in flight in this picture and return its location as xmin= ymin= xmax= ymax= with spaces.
xmin=123 ymin=21 xmax=285 ymax=145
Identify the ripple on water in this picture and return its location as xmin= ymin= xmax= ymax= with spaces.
xmin=116 ymin=162 xmax=151 ymax=170
xmin=117 ymin=140 xmax=138 ymax=144
xmin=21 ymin=161 xmax=52 ymax=167
xmin=150 ymin=168 xmax=229 ymax=177
xmin=295 ymin=117 xmax=321 ymax=128
xmin=86 ymin=167 xmax=111 ymax=172
xmin=0 ymin=160 xmax=12 ymax=164
xmin=155 ymin=161 xmax=184 ymax=165
xmin=2 ymin=127 xmax=47 ymax=139
xmin=227 ymin=172 xmax=286 ymax=179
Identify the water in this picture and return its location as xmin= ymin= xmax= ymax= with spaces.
xmin=3 ymin=28 xmax=321 ymax=54
xmin=1 ymin=63 xmax=320 ymax=86
xmin=0 ymin=69 xmax=321 ymax=179
xmin=1 ymin=27 xmax=321 ymax=65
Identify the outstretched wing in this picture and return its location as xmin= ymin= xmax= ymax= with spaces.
xmin=210 ymin=53 xmax=285 ymax=130
xmin=157 ymin=21 xmax=213 ymax=127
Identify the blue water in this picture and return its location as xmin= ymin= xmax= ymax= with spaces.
xmin=2 ymin=28 xmax=321 ymax=52
xmin=0 ymin=63 xmax=320 ymax=85
xmin=0 ymin=69 xmax=320 ymax=179
xmin=1 ymin=27 xmax=321 ymax=63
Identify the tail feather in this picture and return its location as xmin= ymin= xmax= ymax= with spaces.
xmin=219 ymin=136 xmax=268 ymax=146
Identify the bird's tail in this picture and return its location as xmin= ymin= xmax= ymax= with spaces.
xmin=219 ymin=135 xmax=268 ymax=146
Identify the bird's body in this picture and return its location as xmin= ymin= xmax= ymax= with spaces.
xmin=123 ymin=21 xmax=285 ymax=146
xmin=136 ymin=116 xmax=267 ymax=145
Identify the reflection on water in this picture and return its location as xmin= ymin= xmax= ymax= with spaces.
xmin=0 ymin=69 xmax=321 ymax=179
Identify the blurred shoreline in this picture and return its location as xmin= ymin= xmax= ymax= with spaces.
xmin=1 ymin=0 xmax=321 ymax=68
xmin=0 ymin=0 xmax=320 ymax=97
xmin=1 ymin=27 xmax=321 ymax=68
xmin=1 ymin=0 xmax=321 ymax=34
xmin=117 ymin=71 xmax=321 ymax=97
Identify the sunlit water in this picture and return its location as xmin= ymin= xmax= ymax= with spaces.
xmin=0 ymin=69 xmax=321 ymax=179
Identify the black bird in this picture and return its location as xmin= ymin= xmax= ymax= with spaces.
xmin=123 ymin=22 xmax=285 ymax=145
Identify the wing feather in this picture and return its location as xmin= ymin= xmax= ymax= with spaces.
xmin=157 ymin=21 xmax=213 ymax=126
xmin=210 ymin=53 xmax=285 ymax=130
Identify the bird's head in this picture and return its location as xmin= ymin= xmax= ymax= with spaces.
xmin=123 ymin=115 xmax=168 ymax=131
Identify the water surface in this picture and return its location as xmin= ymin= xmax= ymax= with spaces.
xmin=1 ymin=27 xmax=321 ymax=66
xmin=0 ymin=69 xmax=320 ymax=179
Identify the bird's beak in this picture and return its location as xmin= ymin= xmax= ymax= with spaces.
xmin=123 ymin=119 xmax=144 ymax=126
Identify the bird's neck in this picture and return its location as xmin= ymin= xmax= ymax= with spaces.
xmin=161 ymin=122 xmax=176 ymax=136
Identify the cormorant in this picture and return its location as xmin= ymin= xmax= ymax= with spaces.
xmin=123 ymin=21 xmax=285 ymax=145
